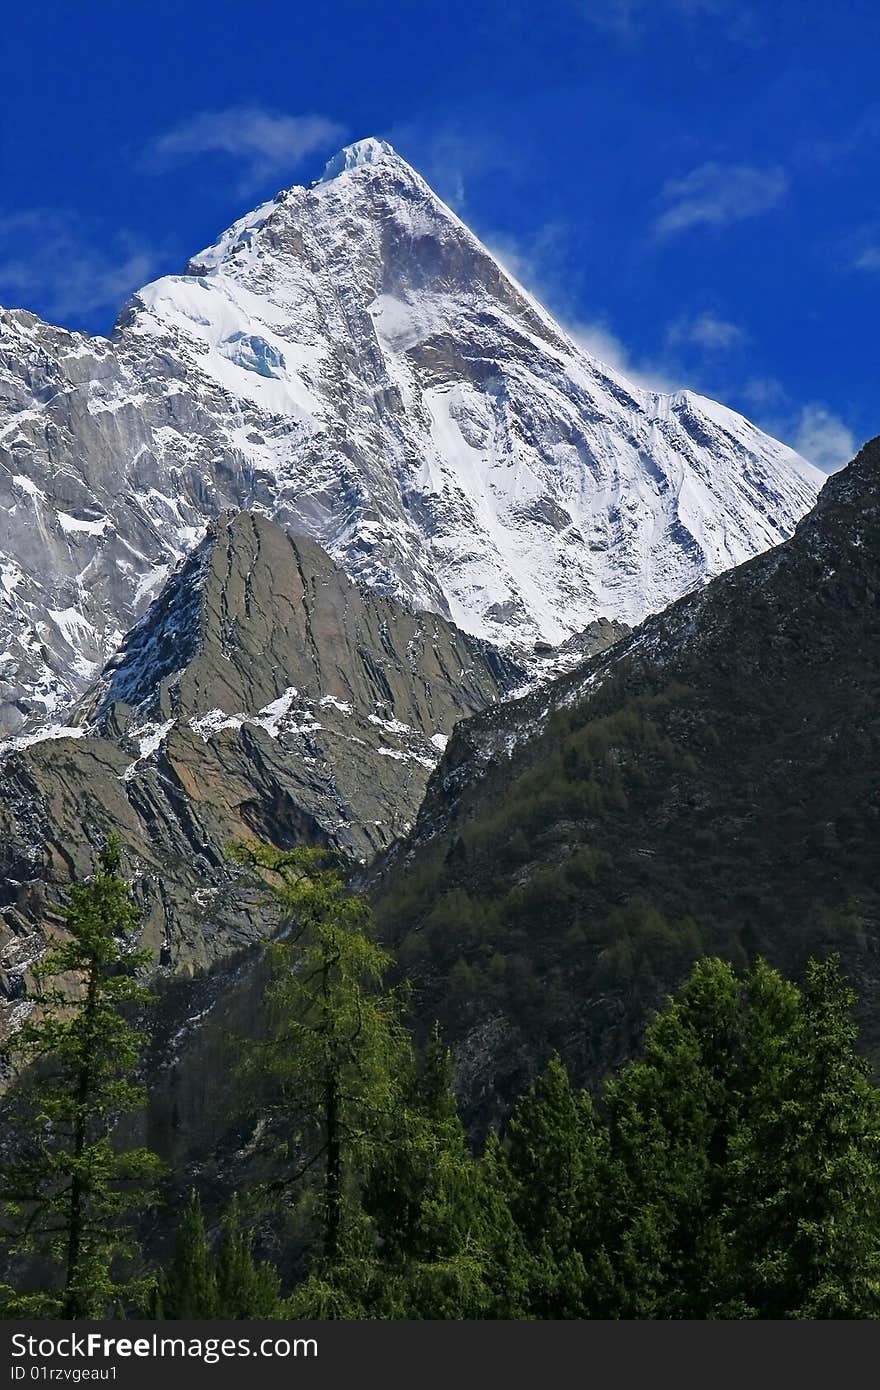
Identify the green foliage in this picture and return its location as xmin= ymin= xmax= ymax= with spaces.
xmin=155 ymin=1192 xmax=282 ymax=1319
xmin=225 ymin=840 xmax=880 ymax=1322
xmin=502 ymin=1056 xmax=610 ymax=1316
xmin=720 ymin=958 xmax=880 ymax=1317
xmin=231 ymin=842 xmax=410 ymax=1265
xmin=5 ymin=837 xmax=879 ymax=1321
xmin=276 ymin=952 xmax=876 ymax=1322
xmin=314 ymin=952 xmax=880 ymax=1320
xmin=601 ymin=957 xmax=750 ymax=1317
xmin=152 ymin=1190 xmax=217 ymax=1319
xmin=215 ymin=1195 xmax=282 ymax=1318
xmin=0 ymin=837 xmax=164 ymax=1318
xmin=567 ymin=955 xmax=880 ymax=1319
xmin=357 ymin=1025 xmax=527 ymax=1318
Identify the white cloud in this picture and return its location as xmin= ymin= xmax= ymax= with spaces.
xmin=487 ymin=227 xmax=679 ymax=391
xmin=829 ymin=219 xmax=880 ymax=274
xmin=853 ymin=244 xmax=880 ymax=271
xmin=578 ymin=0 xmax=759 ymax=41
xmin=844 ymin=226 xmax=880 ymax=273
xmin=0 ymin=211 xmax=157 ymax=322
xmin=790 ymin=404 xmax=855 ymax=473
xmin=440 ymin=216 xmax=855 ymax=466
xmin=489 ymin=228 xmax=854 ymax=468
xmin=653 ymin=161 xmax=788 ymax=238
xmin=739 ymin=376 xmax=788 ymax=408
xmin=148 ymin=107 xmax=346 ymax=193
xmin=485 ymin=227 xmax=564 ymax=288
xmin=736 ymin=382 xmax=855 ymax=474
xmin=667 ymin=312 xmax=746 ymax=351
xmin=566 ymin=321 xmax=679 ymax=391
xmin=387 ymin=122 xmax=524 ymax=212
xmin=795 ymin=106 xmax=880 ymax=171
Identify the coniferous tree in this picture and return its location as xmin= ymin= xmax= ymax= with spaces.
xmin=361 ymin=1025 xmax=506 ymax=1318
xmin=154 ymin=1192 xmax=281 ymax=1319
xmin=600 ymin=955 xmax=880 ymax=1319
xmin=601 ymin=957 xmax=744 ymax=1318
xmin=722 ymin=956 xmax=880 ymax=1318
xmin=363 ymin=1026 xmax=469 ymax=1267
xmin=0 ymin=838 xmax=164 ymax=1319
xmin=232 ymin=843 xmax=409 ymax=1272
xmin=215 ymin=1196 xmax=282 ymax=1318
xmin=470 ymin=1131 xmax=531 ymax=1319
xmin=502 ymin=1055 xmax=611 ymax=1317
xmin=152 ymin=1190 xmax=217 ymax=1319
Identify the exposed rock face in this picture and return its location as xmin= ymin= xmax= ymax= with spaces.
xmin=0 ymin=511 xmax=528 ymax=1037
xmin=0 ymin=139 xmax=821 ymax=734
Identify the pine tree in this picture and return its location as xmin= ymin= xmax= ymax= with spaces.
xmin=471 ymin=1131 xmax=531 ymax=1319
xmin=154 ymin=1192 xmax=282 ymax=1320
xmin=215 ymin=1196 xmax=281 ymax=1317
xmin=153 ymin=1190 xmax=217 ymax=1319
xmin=232 ymin=843 xmax=409 ymax=1268
xmin=361 ymin=1024 xmax=497 ymax=1318
xmin=503 ymin=1055 xmax=609 ymax=1317
xmin=601 ymin=956 xmax=744 ymax=1318
xmin=599 ymin=955 xmax=880 ymax=1319
xmin=363 ymin=1026 xmax=468 ymax=1264
xmin=0 ymin=837 xmax=164 ymax=1319
xmin=723 ymin=956 xmax=880 ymax=1318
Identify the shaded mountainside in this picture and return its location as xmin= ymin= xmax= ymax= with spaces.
xmin=0 ymin=139 xmax=820 ymax=733
xmin=0 ymin=511 xmax=533 ymax=1037
xmin=372 ymin=437 xmax=880 ymax=1126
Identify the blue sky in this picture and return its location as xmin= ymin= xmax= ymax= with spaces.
xmin=1 ymin=0 xmax=877 ymax=469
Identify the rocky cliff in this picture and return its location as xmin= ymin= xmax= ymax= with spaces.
xmin=0 ymin=510 xmax=540 ymax=1038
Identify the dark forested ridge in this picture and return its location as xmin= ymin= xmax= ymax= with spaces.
xmin=373 ymin=437 xmax=880 ymax=1122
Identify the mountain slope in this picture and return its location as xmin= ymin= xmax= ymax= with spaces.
xmin=0 ymin=511 xmax=530 ymax=1037
xmin=0 ymin=138 xmax=821 ymax=732
xmin=373 ymin=436 xmax=880 ymax=1122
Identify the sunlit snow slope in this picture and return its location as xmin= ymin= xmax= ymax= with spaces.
xmin=0 ymin=137 xmax=822 ymax=733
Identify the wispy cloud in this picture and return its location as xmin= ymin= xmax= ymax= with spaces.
xmin=387 ymin=121 xmax=527 ymax=212
xmin=567 ymin=320 xmax=680 ymax=392
xmin=667 ymin=311 xmax=746 ymax=351
xmin=790 ymin=404 xmax=855 ymax=473
xmin=840 ymin=223 xmax=880 ymax=273
xmin=653 ymin=161 xmax=788 ymax=238
xmin=146 ymin=107 xmax=346 ymax=193
xmin=852 ymin=244 xmax=880 ymax=271
xmin=487 ymin=222 xmax=855 ymax=470
xmin=487 ymin=226 xmax=678 ymax=390
xmin=484 ymin=224 xmax=574 ymax=295
xmin=739 ymin=376 xmax=788 ymax=409
xmin=0 ymin=210 xmax=158 ymax=323
xmin=578 ymin=0 xmax=758 ymax=42
xmin=737 ymin=380 xmax=855 ymax=473
xmin=794 ymin=105 xmax=880 ymax=171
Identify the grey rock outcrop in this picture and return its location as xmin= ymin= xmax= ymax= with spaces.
xmin=0 ymin=510 xmax=527 ymax=1037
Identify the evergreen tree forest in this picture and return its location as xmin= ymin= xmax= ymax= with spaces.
xmin=2 ymin=841 xmax=880 ymax=1320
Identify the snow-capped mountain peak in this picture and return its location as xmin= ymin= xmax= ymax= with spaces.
xmin=0 ymin=140 xmax=822 ymax=734
xmin=318 ymin=136 xmax=397 ymax=182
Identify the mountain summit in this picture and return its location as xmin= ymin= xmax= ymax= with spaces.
xmin=0 ymin=139 xmax=822 ymax=732
xmin=317 ymin=136 xmax=397 ymax=181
